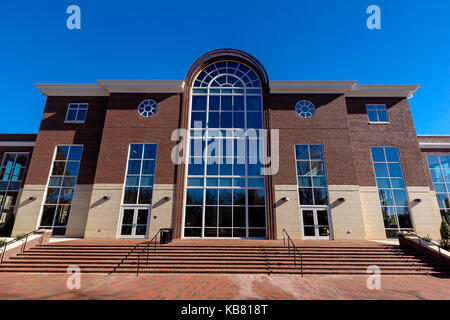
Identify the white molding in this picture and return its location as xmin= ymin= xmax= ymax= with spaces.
xmin=97 ymin=80 xmax=184 ymax=93
xmin=345 ymin=84 xmax=420 ymax=98
xmin=269 ymin=81 xmax=357 ymax=94
xmin=35 ymin=84 xmax=108 ymax=97
xmin=0 ymin=141 xmax=35 ymax=147
xmin=35 ymin=80 xmax=420 ymax=98
xmin=419 ymin=142 xmax=450 ymax=149
xmin=36 ymin=81 xmax=184 ymax=96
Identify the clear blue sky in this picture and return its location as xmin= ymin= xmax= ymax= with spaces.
xmin=0 ymin=0 xmax=449 ymax=134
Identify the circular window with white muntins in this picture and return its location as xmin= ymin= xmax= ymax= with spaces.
xmin=138 ymin=100 xmax=158 ymax=118
xmin=295 ymin=100 xmax=315 ymax=118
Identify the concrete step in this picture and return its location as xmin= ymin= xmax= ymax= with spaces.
xmin=23 ymin=249 xmax=421 ymax=257
xmin=0 ymin=265 xmax=446 ymax=276
xmin=9 ymin=255 xmax=432 ymax=264
xmin=1 ymin=241 xmax=446 ymax=276
xmin=2 ymin=258 xmax=437 ymax=266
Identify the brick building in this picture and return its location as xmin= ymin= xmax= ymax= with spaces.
xmin=1 ymin=49 xmax=449 ymax=240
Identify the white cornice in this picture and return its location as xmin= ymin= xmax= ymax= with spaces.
xmin=35 ymin=84 xmax=108 ymax=97
xmin=36 ymin=81 xmax=184 ymax=96
xmin=97 ymin=80 xmax=184 ymax=93
xmin=35 ymin=80 xmax=420 ymax=98
xmin=269 ymin=81 xmax=357 ymax=94
xmin=0 ymin=141 xmax=35 ymax=147
xmin=419 ymin=142 xmax=450 ymax=150
xmin=345 ymin=84 xmax=420 ymax=98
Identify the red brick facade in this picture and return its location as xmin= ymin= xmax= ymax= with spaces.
xmin=3 ymin=49 xmax=449 ymax=240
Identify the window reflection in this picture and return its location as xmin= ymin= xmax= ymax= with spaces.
xmin=185 ymin=61 xmax=266 ymax=238
xmin=371 ymin=146 xmax=414 ymax=237
xmin=40 ymin=146 xmax=82 ymax=236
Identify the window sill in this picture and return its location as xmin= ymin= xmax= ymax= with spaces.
xmin=368 ymin=121 xmax=390 ymax=125
xmin=64 ymin=121 xmax=86 ymax=124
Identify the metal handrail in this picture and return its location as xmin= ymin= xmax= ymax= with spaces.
xmin=402 ymin=231 xmax=449 ymax=267
xmin=137 ymin=229 xmax=163 ymax=276
xmin=109 ymin=229 xmax=168 ymax=276
xmin=282 ymin=229 xmax=303 ymax=277
xmin=0 ymin=229 xmax=46 ymax=264
xmin=109 ymin=242 xmax=144 ymax=275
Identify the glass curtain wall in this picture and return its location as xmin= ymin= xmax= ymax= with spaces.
xmin=40 ymin=145 xmax=83 ymax=236
xmin=184 ymin=61 xmax=267 ymax=238
xmin=426 ymin=155 xmax=450 ymax=224
xmin=0 ymin=153 xmax=29 ymax=236
xmin=370 ymin=146 xmax=414 ymax=238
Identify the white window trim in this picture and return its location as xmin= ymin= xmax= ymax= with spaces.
xmin=64 ymin=103 xmax=89 ymax=123
xmin=368 ymin=121 xmax=390 ymax=125
xmin=366 ymin=104 xmax=389 ymax=124
xmin=117 ymin=143 xmax=158 ymax=239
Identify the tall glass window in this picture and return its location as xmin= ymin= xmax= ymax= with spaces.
xmin=0 ymin=153 xmax=29 ymax=235
xmin=370 ymin=146 xmax=414 ymax=238
xmin=122 ymin=144 xmax=157 ymax=205
xmin=295 ymin=145 xmax=329 ymax=205
xmin=118 ymin=144 xmax=157 ymax=238
xmin=40 ymin=145 xmax=83 ymax=236
xmin=295 ymin=145 xmax=331 ymax=239
xmin=184 ymin=61 xmax=266 ymax=238
xmin=426 ymin=155 xmax=450 ymax=224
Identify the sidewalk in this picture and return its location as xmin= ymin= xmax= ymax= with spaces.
xmin=0 ymin=273 xmax=448 ymax=300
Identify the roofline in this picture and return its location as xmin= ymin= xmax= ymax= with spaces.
xmin=417 ymin=134 xmax=450 ymax=137
xmin=0 ymin=141 xmax=35 ymax=147
xmin=419 ymin=142 xmax=450 ymax=150
xmin=35 ymin=80 xmax=420 ymax=98
xmin=35 ymin=81 xmax=185 ymax=96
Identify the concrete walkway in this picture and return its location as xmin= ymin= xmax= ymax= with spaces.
xmin=0 ymin=273 xmax=448 ymax=300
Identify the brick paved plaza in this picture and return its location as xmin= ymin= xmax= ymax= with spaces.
xmin=0 ymin=273 xmax=449 ymax=300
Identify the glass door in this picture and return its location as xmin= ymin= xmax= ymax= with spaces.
xmin=119 ymin=207 xmax=150 ymax=238
xmin=301 ymin=207 xmax=331 ymax=240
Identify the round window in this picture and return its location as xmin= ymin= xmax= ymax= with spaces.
xmin=295 ymin=100 xmax=315 ymax=118
xmin=138 ymin=100 xmax=158 ymax=118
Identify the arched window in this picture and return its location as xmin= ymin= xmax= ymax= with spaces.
xmin=184 ymin=61 xmax=267 ymax=238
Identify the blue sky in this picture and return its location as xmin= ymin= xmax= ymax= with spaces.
xmin=0 ymin=0 xmax=449 ymax=134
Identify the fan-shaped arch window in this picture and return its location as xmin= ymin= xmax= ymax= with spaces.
xmin=193 ymin=61 xmax=261 ymax=89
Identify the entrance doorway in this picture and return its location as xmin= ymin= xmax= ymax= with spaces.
xmin=301 ymin=207 xmax=332 ymax=240
xmin=118 ymin=207 xmax=150 ymax=238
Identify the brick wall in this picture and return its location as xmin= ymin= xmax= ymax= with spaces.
xmin=24 ymin=96 xmax=108 ymax=185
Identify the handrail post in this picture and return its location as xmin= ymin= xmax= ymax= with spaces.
xmin=137 ymin=252 xmax=140 ymax=276
xmin=21 ymin=233 xmax=29 ymax=253
xmin=418 ymin=237 xmax=422 ymax=253
xmin=294 ymin=248 xmax=296 ymax=267
xmin=301 ymin=253 xmax=303 ymax=277
xmin=0 ymin=242 xmax=7 ymax=263
xmin=39 ymin=231 xmax=44 ymax=245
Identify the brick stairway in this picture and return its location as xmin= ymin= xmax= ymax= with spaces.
xmin=0 ymin=239 xmax=448 ymax=275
